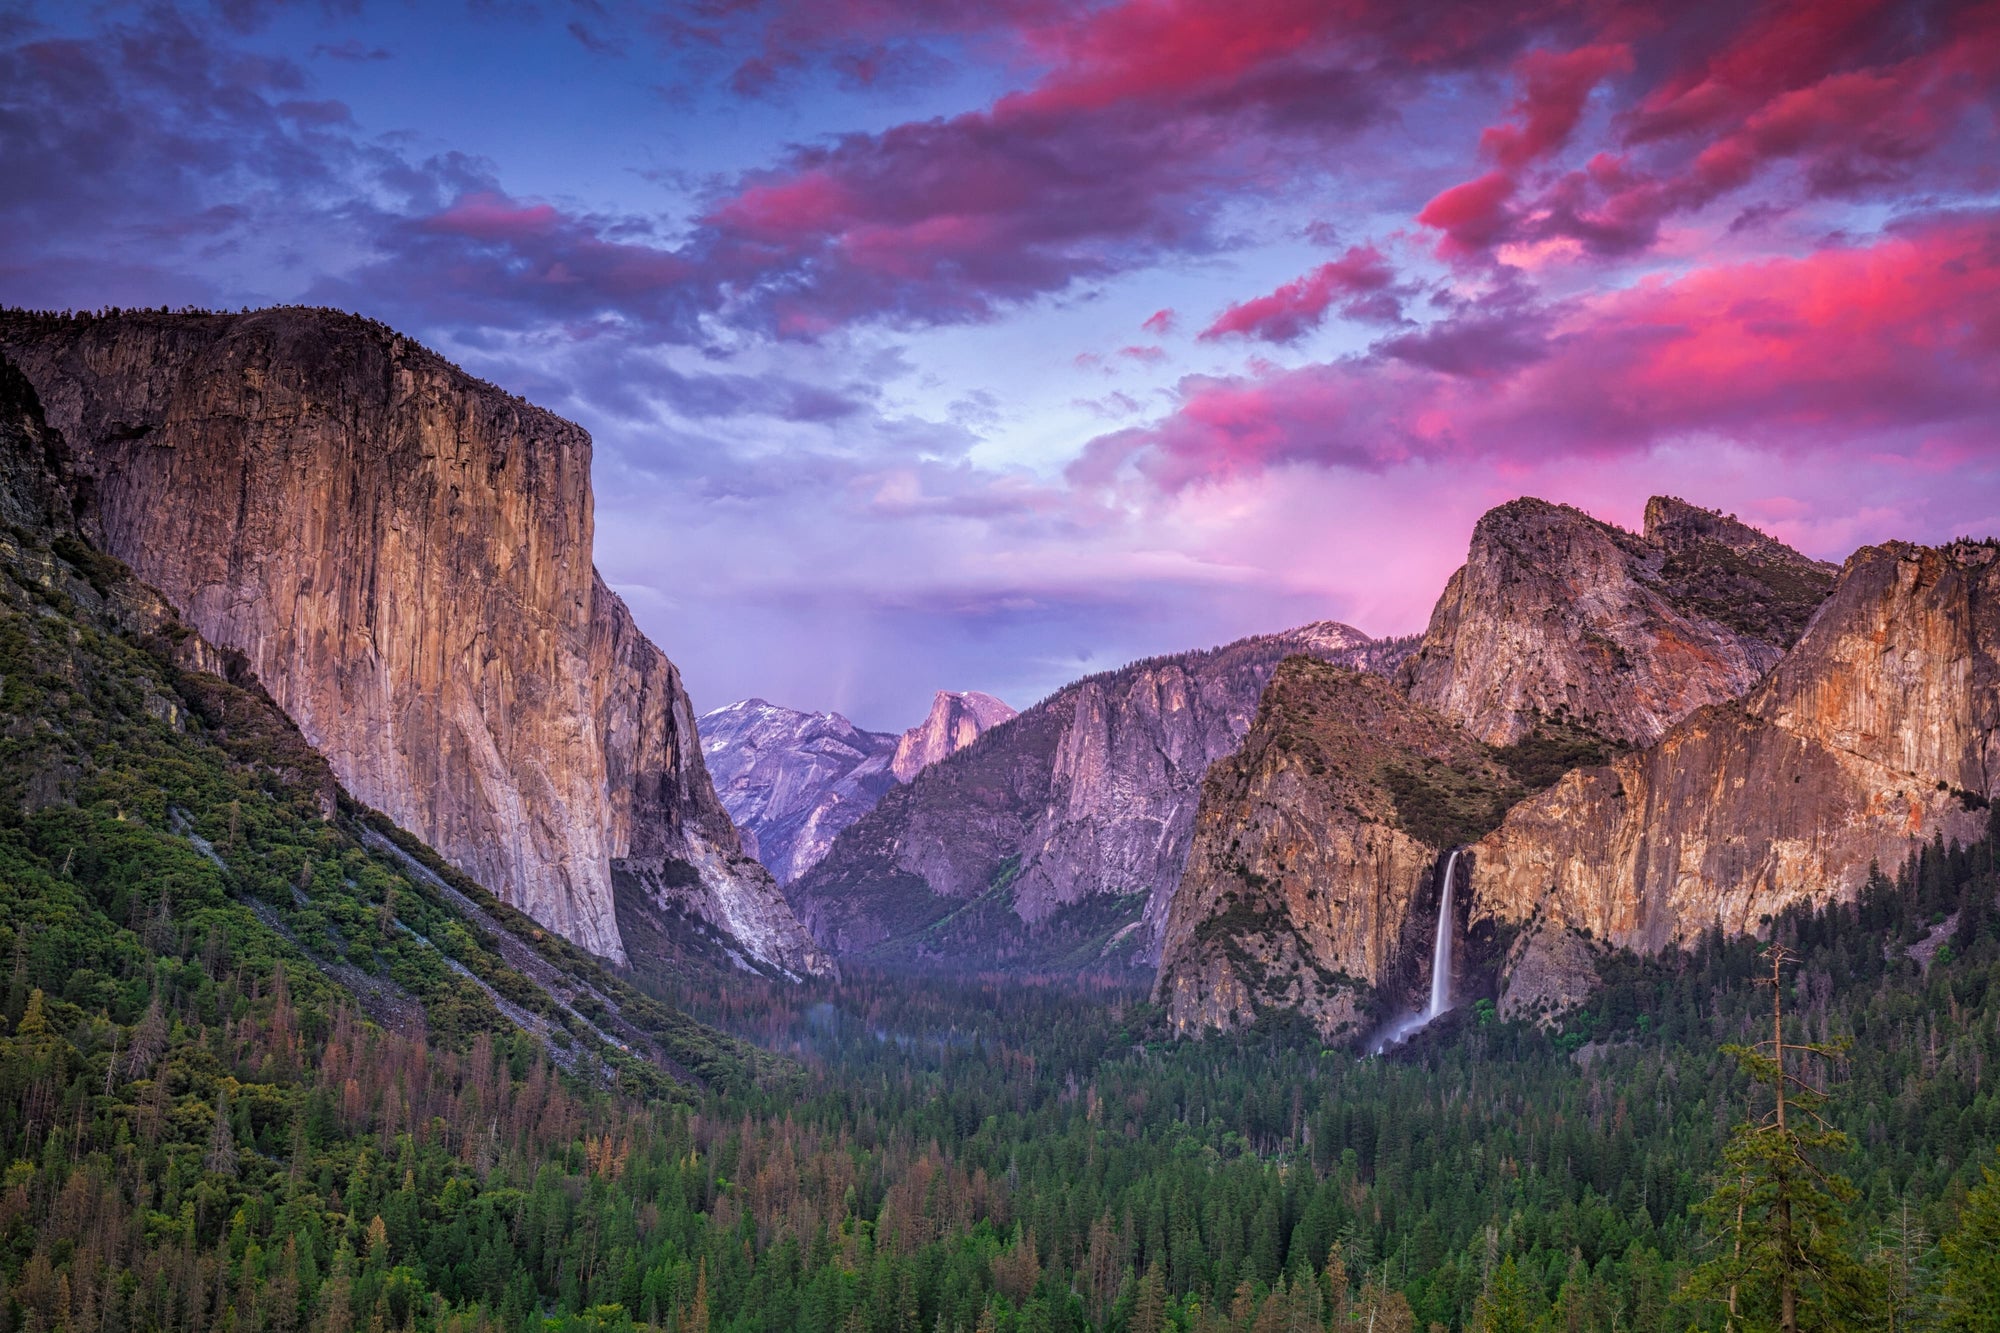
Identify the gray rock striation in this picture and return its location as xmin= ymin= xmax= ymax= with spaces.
xmin=700 ymin=699 xmax=900 ymax=884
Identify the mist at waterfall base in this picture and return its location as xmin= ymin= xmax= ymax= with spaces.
xmin=1369 ymin=850 xmax=1460 ymax=1055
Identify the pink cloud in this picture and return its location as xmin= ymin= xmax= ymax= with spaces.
xmin=1479 ymin=42 xmax=1632 ymax=170
xmin=671 ymin=0 xmax=1622 ymax=331
xmin=1200 ymin=244 xmax=1402 ymax=342
xmin=1079 ymin=210 xmax=2000 ymax=491
xmin=708 ymin=171 xmax=854 ymax=238
xmin=345 ymin=3 xmax=2000 ymax=342
xmin=336 ymin=188 xmax=698 ymax=332
xmin=1421 ymin=2 xmax=2000 ymax=260
xmin=1142 ymin=307 xmax=1176 ymax=334
xmin=421 ymin=192 xmax=563 ymax=242
xmin=1417 ymin=172 xmax=1518 ymax=258
xmin=1625 ymin=0 xmax=1908 ymax=143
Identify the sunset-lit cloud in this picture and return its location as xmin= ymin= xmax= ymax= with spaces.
xmin=1 ymin=0 xmax=1995 ymax=726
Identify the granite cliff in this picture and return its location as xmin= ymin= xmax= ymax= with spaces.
xmin=1400 ymin=497 xmax=1836 ymax=747
xmin=1154 ymin=497 xmax=1850 ymax=1040
xmin=1152 ymin=661 xmax=1513 ymax=1041
xmin=0 ymin=308 xmax=828 ymax=977
xmin=788 ymin=623 xmax=1415 ymax=971
xmin=0 ymin=348 xmax=768 ymax=1084
xmin=1470 ymin=538 xmax=1998 ymax=1017
xmin=891 ymin=690 xmax=1016 ymax=782
xmin=700 ymin=700 xmax=900 ymax=884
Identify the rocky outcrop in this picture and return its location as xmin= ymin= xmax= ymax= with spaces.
xmin=891 ymin=691 xmax=1016 ymax=782
xmin=1471 ymin=540 xmax=1998 ymax=1017
xmin=1400 ymin=497 xmax=1835 ymax=747
xmin=788 ymin=624 xmax=1415 ymax=971
xmin=0 ymin=308 xmax=828 ymax=976
xmin=1152 ymin=660 xmax=1516 ymax=1042
xmin=700 ymin=699 xmax=899 ymax=883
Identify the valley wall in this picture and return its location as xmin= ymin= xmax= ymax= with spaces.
xmin=0 ymin=308 xmax=827 ymax=976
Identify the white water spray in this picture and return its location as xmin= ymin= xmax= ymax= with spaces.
xmin=1370 ymin=849 xmax=1461 ymax=1053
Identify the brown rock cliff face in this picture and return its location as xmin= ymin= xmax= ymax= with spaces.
xmin=1150 ymin=495 xmax=1841 ymax=1035
xmin=790 ymin=623 xmax=1413 ymax=969
xmin=1471 ymin=540 xmax=1997 ymax=1016
xmin=0 ymin=309 xmax=827 ymax=975
xmin=891 ymin=690 xmax=1016 ymax=782
xmin=1153 ymin=661 xmax=1512 ymax=1042
xmin=1400 ymin=497 xmax=1835 ymax=747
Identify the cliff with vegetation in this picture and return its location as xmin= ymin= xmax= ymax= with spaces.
xmin=1152 ymin=662 xmax=1512 ymax=1042
xmin=0 ymin=309 xmax=827 ymax=977
xmin=1471 ymin=538 xmax=1998 ymax=1016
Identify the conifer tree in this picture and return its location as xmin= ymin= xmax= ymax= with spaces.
xmin=687 ymin=1258 xmax=710 ymax=1333
xmin=1938 ymin=1148 xmax=2000 ymax=1333
xmin=1686 ymin=945 xmax=1876 ymax=1332
xmin=1470 ymin=1255 xmax=1537 ymax=1333
xmin=1323 ymin=1243 xmax=1351 ymax=1327
xmin=1348 ymin=1278 xmax=1412 ymax=1333
xmin=1132 ymin=1261 xmax=1167 ymax=1333
xmin=1871 ymin=1200 xmax=1938 ymax=1333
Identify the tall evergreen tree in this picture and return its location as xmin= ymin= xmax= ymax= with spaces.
xmin=1470 ymin=1256 xmax=1538 ymax=1333
xmin=1686 ymin=945 xmax=1876 ymax=1332
xmin=1938 ymin=1149 xmax=2000 ymax=1333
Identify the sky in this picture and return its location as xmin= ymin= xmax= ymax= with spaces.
xmin=1 ymin=0 xmax=1997 ymax=731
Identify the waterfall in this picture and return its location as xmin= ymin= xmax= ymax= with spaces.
xmin=1369 ymin=848 xmax=1461 ymax=1053
xmin=1426 ymin=849 xmax=1459 ymax=1019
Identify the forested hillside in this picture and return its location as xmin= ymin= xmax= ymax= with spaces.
xmin=0 ymin=356 xmax=783 ymax=1333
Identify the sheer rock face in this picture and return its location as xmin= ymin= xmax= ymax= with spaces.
xmin=891 ymin=691 xmax=1016 ymax=782
xmin=1149 ymin=496 xmax=1840 ymax=1034
xmin=0 ymin=309 xmax=828 ymax=976
xmin=700 ymin=700 xmax=899 ymax=884
xmin=788 ymin=623 xmax=1414 ymax=970
xmin=1399 ymin=497 xmax=1836 ymax=747
xmin=1152 ymin=661 xmax=1503 ymax=1042
xmin=1471 ymin=541 xmax=1998 ymax=1017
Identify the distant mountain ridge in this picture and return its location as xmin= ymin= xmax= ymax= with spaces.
xmin=699 ymin=700 xmax=900 ymax=885
xmin=786 ymin=621 xmax=1416 ymax=971
xmin=701 ymin=689 xmax=1016 ymax=885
